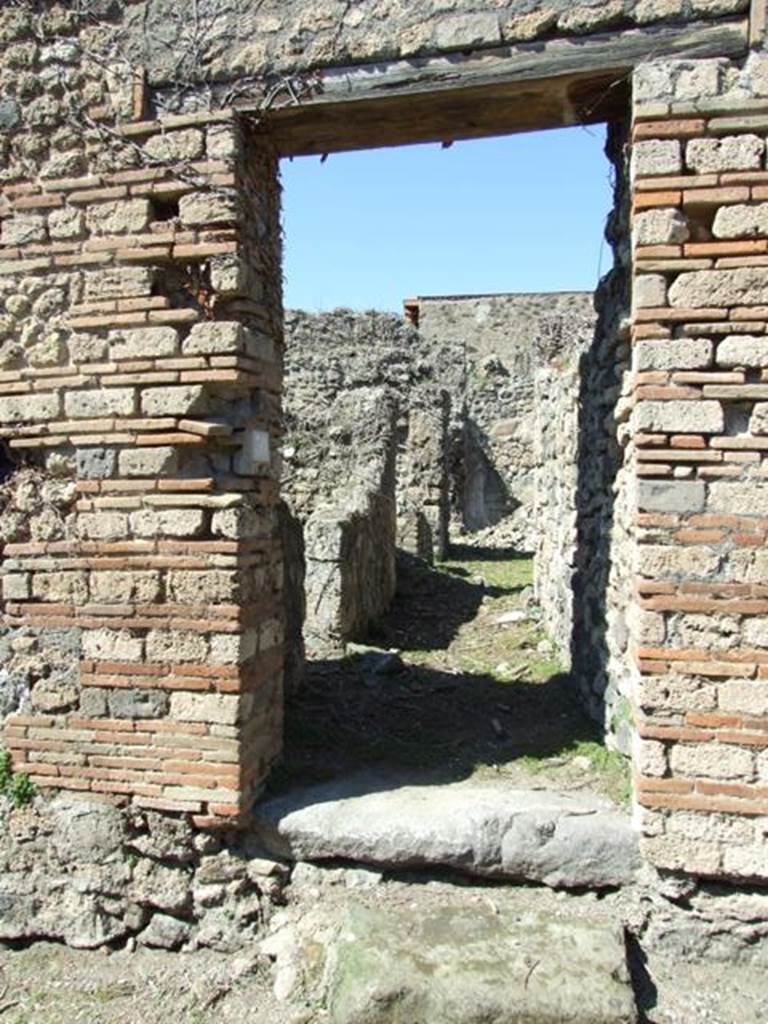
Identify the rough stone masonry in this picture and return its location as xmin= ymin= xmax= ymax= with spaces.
xmin=0 ymin=0 xmax=766 ymax=890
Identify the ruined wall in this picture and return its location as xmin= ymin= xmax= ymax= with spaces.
xmin=415 ymin=292 xmax=597 ymax=548
xmin=0 ymin=6 xmax=286 ymax=826
xmin=283 ymin=308 xmax=451 ymax=568
xmin=630 ymin=53 xmax=768 ymax=878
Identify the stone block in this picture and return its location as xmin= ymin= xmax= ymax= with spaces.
xmin=2 ymin=573 xmax=29 ymax=600
xmin=709 ymin=481 xmax=768 ymax=515
xmin=686 ymin=135 xmax=764 ymax=174
xmin=633 ymin=273 xmax=668 ymax=310
xmin=749 ymin=403 xmax=768 ymax=435
xmin=0 ymin=393 xmax=59 ymax=423
xmin=169 ymin=691 xmax=239 ymax=725
xmin=89 ymin=570 xmax=161 ymax=604
xmin=183 ymin=321 xmax=245 ymax=356
xmin=86 ymin=198 xmax=150 ymax=235
xmin=669 ymin=267 xmax=768 ymax=309
xmin=632 ymin=140 xmax=682 ymax=178
xmin=141 ymin=385 xmax=209 ymax=417
xmin=178 ymin=191 xmax=238 ymax=227
xmin=108 ymin=326 xmax=178 ymax=361
xmin=77 ymin=511 xmax=128 ymax=541
xmin=717 ymin=335 xmax=768 ymax=368
xmin=632 ymin=399 xmax=723 ymax=434
xmin=209 ymin=630 xmax=258 ymax=665
xmin=83 ymin=267 xmax=153 ymax=301
xmin=166 ymin=570 xmax=239 ymax=604
xmin=145 ymin=629 xmax=208 ymax=664
xmin=143 ymin=128 xmax=204 ymax=162
xmin=31 ymin=571 xmax=88 ymax=603
xmin=634 ymin=208 xmax=689 ymax=245
xmin=713 ymin=203 xmax=768 ymax=240
xmin=742 ymin=618 xmax=768 ymax=648
xmin=723 ymin=846 xmax=768 ymax=879
xmin=64 ymin=388 xmax=135 ymax=418
xmin=1 ymin=213 xmax=46 ymax=246
xmin=634 ymin=736 xmax=667 ymax=777
xmin=719 ymin=681 xmax=768 ymax=716
xmin=206 ymin=125 xmax=237 ymax=160
xmin=118 ymin=446 xmax=178 ymax=478
xmin=635 ymin=337 xmax=712 ymax=371
xmin=211 ymin=506 xmax=270 ymax=539
xmin=637 ymin=479 xmax=706 ymax=513
xmin=76 ymin=449 xmax=116 ymax=480
xmin=48 ymin=206 xmax=84 ymax=240
xmin=638 ymin=544 xmax=720 ymax=579
xmin=108 ymin=688 xmax=169 ymax=719
xmin=669 ymin=742 xmax=754 ymax=780
xmin=130 ymin=508 xmax=206 ymax=538
xmin=666 ymin=810 xmax=754 ymax=845
xmin=434 ymin=12 xmax=501 ymax=48
xmin=81 ymin=628 xmax=143 ymax=662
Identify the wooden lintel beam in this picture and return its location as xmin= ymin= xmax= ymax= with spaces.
xmin=252 ymin=18 xmax=747 ymax=156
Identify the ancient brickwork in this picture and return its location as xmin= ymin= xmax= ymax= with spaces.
xmin=630 ymin=55 xmax=768 ymax=877
xmin=0 ymin=7 xmax=284 ymax=826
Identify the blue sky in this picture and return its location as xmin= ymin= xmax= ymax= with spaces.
xmin=280 ymin=124 xmax=613 ymax=313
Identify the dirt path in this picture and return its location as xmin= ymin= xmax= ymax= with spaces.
xmin=278 ymin=546 xmax=629 ymax=804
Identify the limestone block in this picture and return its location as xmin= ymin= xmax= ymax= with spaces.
xmin=634 ymin=208 xmax=689 ymax=246
xmin=638 ymin=544 xmax=720 ymax=579
xmin=118 ymin=446 xmax=178 ymax=478
xmin=31 ymin=571 xmax=88 ymax=603
xmin=89 ymin=570 xmax=161 ymax=604
xmin=672 ymin=58 xmax=726 ymax=101
xmin=0 ymin=392 xmax=59 ymax=423
xmin=669 ymin=267 xmax=768 ymax=309
xmin=633 ymin=273 xmax=668 ymax=310
xmin=2 ymin=573 xmax=29 ymax=600
xmin=209 ymin=254 xmax=250 ymax=296
xmin=642 ymin=835 xmax=722 ymax=875
xmin=501 ymin=10 xmax=558 ymax=41
xmin=749 ymin=403 xmax=768 ymax=434
xmin=1 ymin=213 xmax=46 ymax=245
xmin=108 ymin=326 xmax=178 ymax=361
xmin=143 ymin=128 xmax=204 ymax=162
xmin=183 ymin=321 xmax=245 ymax=356
xmin=76 ymin=449 xmax=116 ymax=480
xmin=634 ymin=337 xmax=712 ymax=371
xmin=633 ymin=0 xmax=684 ymax=24
xmin=666 ymin=810 xmax=754 ymax=844
xmin=64 ymin=388 xmax=135 ymax=418
xmin=145 ymin=629 xmax=208 ymax=664
xmin=639 ymin=675 xmax=717 ymax=712
xmin=631 ymin=607 xmax=666 ymax=644
xmin=637 ymin=479 xmax=705 ymax=513
xmin=719 ymin=681 xmax=768 ymax=716
xmin=670 ymin=742 xmax=754 ymax=780
xmin=166 ymin=569 xmax=239 ymax=604
xmin=206 ymin=125 xmax=237 ymax=160
xmin=689 ymin=0 xmax=750 ymax=13
xmin=713 ymin=203 xmax=768 ymax=240
xmin=169 ymin=691 xmax=239 ymax=725
xmin=632 ymin=140 xmax=682 ymax=178
xmin=723 ymin=845 xmax=768 ymax=879
xmin=433 ymin=12 xmax=501 ymax=49
xmin=686 ymin=135 xmax=763 ymax=174
xmin=48 ymin=206 xmax=84 ymax=239
xmin=178 ymin=191 xmax=238 ymax=227
xmin=632 ymin=399 xmax=723 ymax=434
xmin=141 ymin=384 xmax=209 ymax=417
xmin=83 ymin=267 xmax=153 ymax=301
xmin=211 ymin=506 xmax=270 ymax=539
xmin=82 ymin=628 xmax=143 ymax=662
xmin=108 ymin=688 xmax=169 ymax=719
xmin=129 ymin=508 xmax=206 ymax=538
xmin=709 ymin=481 xmax=768 ymax=516
xmin=634 ymin=736 xmax=668 ymax=777
xmin=77 ymin=511 xmax=128 ymax=540
xmin=717 ymin=335 xmax=768 ymax=368
xmin=209 ymin=630 xmax=258 ymax=665
xmin=86 ymin=198 xmax=150 ymax=235
xmin=558 ymin=1 xmax=623 ymax=32
xmin=743 ymin=618 xmax=768 ymax=647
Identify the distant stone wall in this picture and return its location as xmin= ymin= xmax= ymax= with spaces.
xmin=415 ymin=293 xmax=597 ymax=548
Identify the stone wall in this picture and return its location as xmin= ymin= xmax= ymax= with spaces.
xmin=629 ymin=54 xmax=768 ymax=878
xmin=414 ymin=293 xmax=597 ymax=548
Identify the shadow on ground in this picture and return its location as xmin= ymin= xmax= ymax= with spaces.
xmin=274 ymin=549 xmax=615 ymax=798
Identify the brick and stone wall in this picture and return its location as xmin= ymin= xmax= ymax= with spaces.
xmin=630 ymin=54 xmax=768 ymax=878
